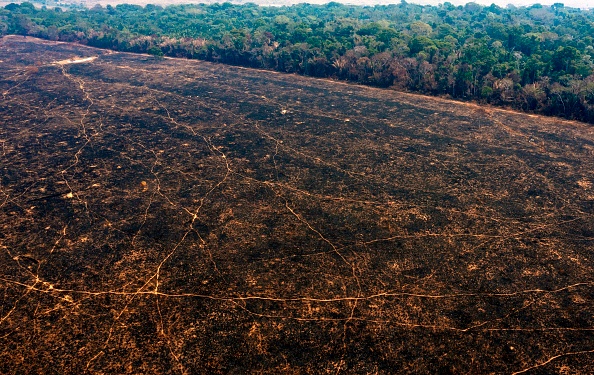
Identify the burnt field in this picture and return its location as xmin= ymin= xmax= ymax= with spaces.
xmin=1 ymin=36 xmax=593 ymax=374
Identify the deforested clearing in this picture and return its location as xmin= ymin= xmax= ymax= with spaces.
xmin=1 ymin=36 xmax=593 ymax=374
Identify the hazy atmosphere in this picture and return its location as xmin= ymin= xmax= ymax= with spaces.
xmin=400 ymin=0 xmax=590 ymax=8
xmin=308 ymin=1 xmax=590 ymax=8
xmin=2 ymin=0 xmax=590 ymax=9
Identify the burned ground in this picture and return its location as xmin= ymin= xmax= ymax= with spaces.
xmin=1 ymin=36 xmax=593 ymax=374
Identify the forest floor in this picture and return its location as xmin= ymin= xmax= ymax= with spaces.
xmin=1 ymin=36 xmax=593 ymax=374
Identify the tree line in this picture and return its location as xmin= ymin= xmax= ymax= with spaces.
xmin=2 ymin=1 xmax=594 ymax=123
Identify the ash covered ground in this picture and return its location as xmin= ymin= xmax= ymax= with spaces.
xmin=1 ymin=36 xmax=593 ymax=374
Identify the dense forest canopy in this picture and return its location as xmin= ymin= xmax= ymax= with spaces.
xmin=2 ymin=1 xmax=594 ymax=122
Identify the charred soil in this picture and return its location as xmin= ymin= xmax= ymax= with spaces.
xmin=1 ymin=36 xmax=593 ymax=374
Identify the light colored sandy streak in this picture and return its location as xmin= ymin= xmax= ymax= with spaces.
xmin=53 ymin=56 xmax=97 ymax=65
